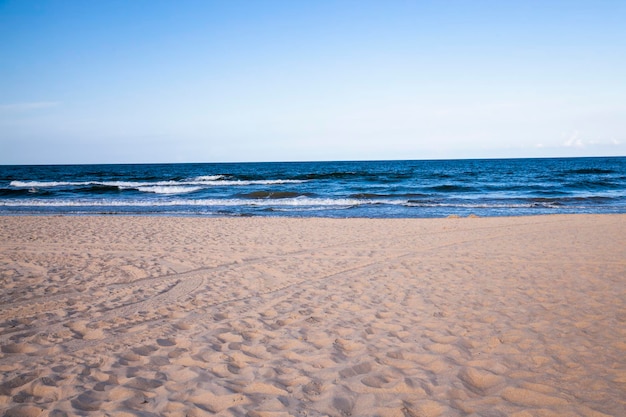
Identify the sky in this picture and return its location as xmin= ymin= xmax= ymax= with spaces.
xmin=1 ymin=0 xmax=625 ymax=164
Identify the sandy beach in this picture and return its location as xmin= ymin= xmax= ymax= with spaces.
xmin=0 ymin=214 xmax=624 ymax=417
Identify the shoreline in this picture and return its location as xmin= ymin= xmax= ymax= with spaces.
xmin=1 ymin=214 xmax=625 ymax=416
xmin=2 ymin=211 xmax=626 ymax=218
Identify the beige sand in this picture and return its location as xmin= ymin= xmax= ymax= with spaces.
xmin=0 ymin=214 xmax=624 ymax=416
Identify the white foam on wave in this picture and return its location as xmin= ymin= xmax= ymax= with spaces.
xmin=111 ymin=181 xmax=181 ymax=188
xmin=10 ymin=180 xmax=183 ymax=188
xmin=193 ymin=175 xmax=226 ymax=181
xmin=0 ymin=196 xmax=377 ymax=207
xmin=10 ymin=180 xmax=83 ymax=187
xmin=1 ymin=195 xmax=564 ymax=210
xmin=10 ymin=178 xmax=306 ymax=189
xmin=404 ymin=201 xmax=556 ymax=209
xmin=136 ymin=186 xmax=204 ymax=194
xmin=199 ymin=179 xmax=306 ymax=186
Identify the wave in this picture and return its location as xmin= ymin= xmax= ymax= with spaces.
xmin=136 ymin=186 xmax=204 ymax=194
xmin=204 ymin=179 xmax=306 ymax=186
xmin=3 ymin=190 xmax=621 ymax=207
xmin=72 ymin=184 xmax=124 ymax=195
xmin=565 ymin=168 xmax=616 ymax=175
xmin=193 ymin=175 xmax=227 ymax=181
xmin=294 ymin=171 xmax=394 ymax=182
xmin=429 ymin=185 xmax=477 ymax=192
xmin=530 ymin=196 xmax=615 ymax=205
xmin=296 ymin=172 xmax=361 ymax=180
xmin=405 ymin=201 xmax=563 ymax=209
xmin=294 ymin=171 xmax=415 ymax=183
xmin=9 ymin=178 xmax=306 ymax=189
xmin=350 ymin=193 xmax=390 ymax=199
xmin=2 ymin=195 xmax=623 ymax=217
xmin=263 ymin=206 xmax=354 ymax=213
xmin=0 ymin=196 xmax=378 ymax=208
xmin=564 ymin=180 xmax=620 ymax=190
xmin=350 ymin=192 xmax=429 ymax=199
xmin=238 ymin=191 xmax=310 ymax=199
xmin=0 ymin=197 xmax=596 ymax=209
xmin=10 ymin=180 xmax=84 ymax=187
xmin=10 ymin=180 xmax=188 ymax=188
xmin=0 ymin=188 xmax=52 ymax=197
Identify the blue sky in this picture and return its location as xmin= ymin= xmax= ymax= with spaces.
xmin=1 ymin=0 xmax=625 ymax=164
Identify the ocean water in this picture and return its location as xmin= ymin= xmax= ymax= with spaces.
xmin=1 ymin=157 xmax=625 ymax=218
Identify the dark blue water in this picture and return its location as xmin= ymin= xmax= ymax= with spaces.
xmin=1 ymin=157 xmax=625 ymax=218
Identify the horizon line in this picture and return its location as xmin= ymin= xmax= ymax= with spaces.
xmin=1 ymin=154 xmax=625 ymax=167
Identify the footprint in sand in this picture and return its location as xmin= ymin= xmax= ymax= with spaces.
xmin=132 ymin=345 xmax=158 ymax=356
xmin=64 ymin=320 xmax=105 ymax=340
xmin=71 ymin=390 xmax=105 ymax=411
xmin=124 ymin=376 xmax=164 ymax=391
xmin=0 ymin=372 xmax=39 ymax=396
xmin=458 ymin=366 xmax=506 ymax=395
xmin=501 ymin=386 xmax=569 ymax=407
xmin=156 ymin=337 xmax=177 ymax=347
xmin=0 ymin=343 xmax=37 ymax=354
xmin=27 ymin=376 xmax=61 ymax=401
xmin=2 ymin=405 xmax=45 ymax=417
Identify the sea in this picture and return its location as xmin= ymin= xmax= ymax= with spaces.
xmin=1 ymin=157 xmax=625 ymax=218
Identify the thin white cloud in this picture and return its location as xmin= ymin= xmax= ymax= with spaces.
xmin=589 ymin=138 xmax=622 ymax=146
xmin=561 ymin=130 xmax=623 ymax=149
xmin=0 ymin=101 xmax=61 ymax=111
xmin=563 ymin=130 xmax=584 ymax=148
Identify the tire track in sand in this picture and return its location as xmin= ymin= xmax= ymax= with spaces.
xmin=1 ymin=216 xmax=572 ymax=356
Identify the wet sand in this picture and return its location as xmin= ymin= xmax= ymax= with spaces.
xmin=1 ymin=215 xmax=625 ymax=416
